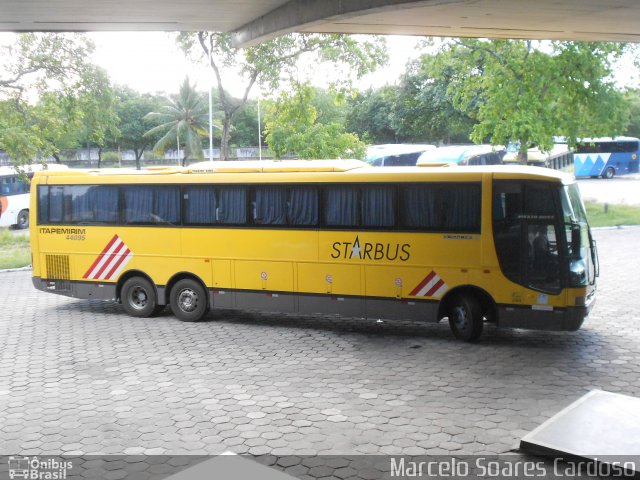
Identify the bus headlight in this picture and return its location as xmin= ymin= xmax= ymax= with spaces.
xmin=569 ymin=259 xmax=587 ymax=287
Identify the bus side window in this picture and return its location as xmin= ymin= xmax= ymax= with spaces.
xmin=123 ymin=186 xmax=180 ymax=225
xmin=324 ymin=186 xmax=360 ymax=227
xmin=492 ymin=182 xmax=523 ymax=284
xmin=362 ymin=186 xmax=395 ymax=227
xmin=253 ymin=187 xmax=287 ymax=225
xmin=38 ymin=186 xmax=49 ymax=224
xmin=287 ymin=187 xmax=318 ymax=226
xmin=217 ymin=187 xmax=246 ymax=224
xmin=184 ymin=186 xmax=217 ymax=224
xmin=70 ymin=185 xmax=119 ymax=223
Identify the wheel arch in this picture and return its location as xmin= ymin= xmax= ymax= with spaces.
xmin=164 ymin=272 xmax=209 ymax=308
xmin=116 ymin=270 xmax=156 ymax=302
xmin=437 ymin=285 xmax=497 ymax=322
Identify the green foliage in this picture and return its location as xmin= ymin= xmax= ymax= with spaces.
xmin=0 ymin=230 xmax=30 ymax=269
xmin=178 ymin=32 xmax=387 ymax=159
xmin=0 ymin=33 xmax=102 ymax=165
xmin=430 ymin=39 xmax=629 ymax=160
xmin=264 ymin=85 xmax=365 ymax=159
xmin=145 ymin=77 xmax=214 ymax=165
xmin=112 ymin=86 xmax=165 ymax=167
xmin=395 ymin=59 xmax=474 ymax=143
xmin=623 ymin=89 xmax=640 ymax=138
xmin=346 ymin=86 xmax=400 ymax=144
xmin=585 ymin=202 xmax=640 ymax=227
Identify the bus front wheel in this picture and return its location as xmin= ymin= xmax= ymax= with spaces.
xmin=17 ymin=209 xmax=29 ymax=229
xmin=170 ymin=279 xmax=208 ymax=322
xmin=448 ymin=293 xmax=483 ymax=342
xmin=603 ymin=167 xmax=615 ymax=179
xmin=121 ymin=277 xmax=158 ymax=318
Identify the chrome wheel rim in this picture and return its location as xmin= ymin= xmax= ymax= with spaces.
xmin=452 ymin=306 xmax=468 ymax=331
xmin=177 ymin=288 xmax=198 ymax=313
xmin=129 ymin=286 xmax=148 ymax=310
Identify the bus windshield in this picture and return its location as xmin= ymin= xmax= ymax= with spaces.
xmin=560 ymin=183 xmax=596 ymax=286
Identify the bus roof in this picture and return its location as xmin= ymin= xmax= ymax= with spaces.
xmin=578 ymin=136 xmax=640 ymax=143
xmin=0 ymin=163 xmax=68 ymax=175
xmin=34 ymin=161 xmax=574 ymax=185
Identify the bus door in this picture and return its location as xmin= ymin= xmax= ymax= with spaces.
xmin=492 ymin=181 xmax=563 ymax=303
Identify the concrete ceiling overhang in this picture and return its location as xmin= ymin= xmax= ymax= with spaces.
xmin=3 ymin=0 xmax=640 ymax=46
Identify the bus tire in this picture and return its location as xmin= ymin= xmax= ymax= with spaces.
xmin=603 ymin=167 xmax=615 ymax=179
xmin=17 ymin=209 xmax=29 ymax=229
xmin=121 ymin=277 xmax=158 ymax=318
xmin=170 ymin=279 xmax=208 ymax=322
xmin=448 ymin=293 xmax=483 ymax=342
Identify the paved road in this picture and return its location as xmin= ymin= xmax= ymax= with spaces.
xmin=577 ymin=175 xmax=640 ymax=205
xmin=0 ymin=228 xmax=639 ymax=478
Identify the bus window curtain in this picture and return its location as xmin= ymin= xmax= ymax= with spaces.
xmin=48 ymin=186 xmax=65 ymax=223
xmin=288 ymin=187 xmax=318 ymax=226
xmin=153 ymin=187 xmax=180 ymax=224
xmin=441 ymin=185 xmax=481 ymax=231
xmin=324 ymin=186 xmax=360 ymax=226
xmin=362 ymin=186 xmax=395 ymax=227
xmin=71 ymin=186 xmax=118 ymax=223
xmin=185 ymin=186 xmax=217 ymax=224
xmin=218 ymin=187 xmax=246 ymax=224
xmin=401 ymin=186 xmax=436 ymax=228
xmin=254 ymin=187 xmax=287 ymax=225
xmin=124 ymin=186 xmax=179 ymax=224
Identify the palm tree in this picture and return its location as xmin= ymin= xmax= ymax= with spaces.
xmin=144 ymin=77 xmax=213 ymax=166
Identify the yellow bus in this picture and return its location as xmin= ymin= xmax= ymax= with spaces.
xmin=30 ymin=160 xmax=597 ymax=341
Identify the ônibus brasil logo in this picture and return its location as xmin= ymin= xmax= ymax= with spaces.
xmin=8 ymin=456 xmax=72 ymax=479
xmin=83 ymin=234 xmax=133 ymax=281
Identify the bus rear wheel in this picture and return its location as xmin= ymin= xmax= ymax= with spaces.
xmin=170 ymin=279 xmax=208 ymax=322
xmin=603 ymin=167 xmax=615 ymax=179
xmin=448 ymin=293 xmax=483 ymax=342
xmin=16 ymin=209 xmax=29 ymax=229
xmin=121 ymin=277 xmax=158 ymax=318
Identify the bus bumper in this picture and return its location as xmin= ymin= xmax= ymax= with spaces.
xmin=497 ymin=300 xmax=594 ymax=332
xmin=32 ymin=276 xmax=116 ymax=301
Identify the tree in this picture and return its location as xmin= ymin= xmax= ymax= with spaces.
xmin=0 ymin=33 xmax=99 ymax=165
xmin=430 ymin=39 xmax=629 ymax=162
xmin=112 ymin=87 xmax=165 ymax=169
xmin=623 ymin=89 xmax=640 ymax=138
xmin=264 ymin=84 xmax=365 ymax=159
xmin=346 ymin=86 xmax=400 ymax=144
xmin=178 ymin=32 xmax=387 ymax=160
xmin=395 ymin=58 xmax=475 ymax=144
xmin=72 ymin=67 xmax=120 ymax=167
xmin=144 ymin=78 xmax=211 ymax=166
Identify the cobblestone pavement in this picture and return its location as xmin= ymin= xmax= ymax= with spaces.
xmin=0 ymin=228 xmax=639 ymax=465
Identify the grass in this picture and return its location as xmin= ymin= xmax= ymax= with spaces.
xmin=0 ymin=229 xmax=30 ymax=269
xmin=585 ymin=201 xmax=640 ymax=228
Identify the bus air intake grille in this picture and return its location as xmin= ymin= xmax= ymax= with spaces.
xmin=45 ymin=254 xmax=71 ymax=291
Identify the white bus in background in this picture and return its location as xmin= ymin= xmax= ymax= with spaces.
xmin=0 ymin=164 xmax=67 ymax=229
xmin=366 ymin=144 xmax=437 ymax=166
xmin=503 ymin=143 xmax=573 ymax=170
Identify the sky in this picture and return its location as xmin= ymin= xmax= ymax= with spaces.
xmin=87 ymin=32 xmax=424 ymax=98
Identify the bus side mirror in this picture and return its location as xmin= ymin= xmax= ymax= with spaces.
xmin=571 ymin=224 xmax=581 ymax=253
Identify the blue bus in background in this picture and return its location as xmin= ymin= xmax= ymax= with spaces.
xmin=574 ymin=137 xmax=640 ymax=179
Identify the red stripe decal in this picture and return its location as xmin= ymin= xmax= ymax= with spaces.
xmin=103 ymin=248 xmax=131 ymax=280
xmin=82 ymin=234 xmax=119 ymax=279
xmin=409 ymin=271 xmax=436 ymax=296
xmin=425 ymin=279 xmax=445 ymax=297
xmin=93 ymin=241 xmax=126 ymax=279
